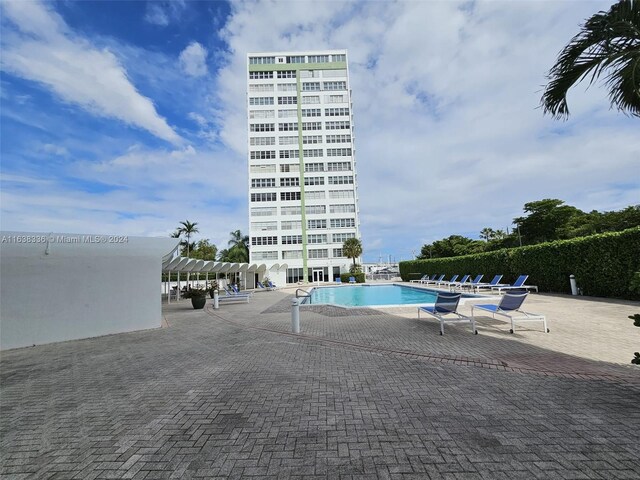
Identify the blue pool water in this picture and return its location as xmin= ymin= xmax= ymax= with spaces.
xmin=306 ymin=284 xmax=442 ymax=307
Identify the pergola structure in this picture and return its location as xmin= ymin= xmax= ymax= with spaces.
xmin=162 ymin=256 xmax=288 ymax=301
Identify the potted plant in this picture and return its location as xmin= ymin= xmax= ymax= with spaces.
xmin=207 ymin=281 xmax=219 ymax=298
xmin=182 ymin=286 xmax=209 ymax=310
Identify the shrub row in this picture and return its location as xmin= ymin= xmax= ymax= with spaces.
xmin=400 ymin=227 xmax=640 ymax=299
xmin=340 ymin=273 xmax=365 ymax=284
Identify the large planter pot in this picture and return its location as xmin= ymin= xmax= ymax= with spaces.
xmin=191 ymin=296 xmax=207 ymax=310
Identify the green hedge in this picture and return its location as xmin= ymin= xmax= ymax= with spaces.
xmin=340 ymin=273 xmax=365 ymax=283
xmin=400 ymin=227 xmax=640 ymax=299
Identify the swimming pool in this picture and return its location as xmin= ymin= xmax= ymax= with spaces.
xmin=304 ymin=284 xmax=473 ymax=307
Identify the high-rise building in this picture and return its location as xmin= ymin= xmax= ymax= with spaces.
xmin=247 ymin=50 xmax=360 ymax=285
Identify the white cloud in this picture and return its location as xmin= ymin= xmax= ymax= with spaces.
xmin=0 ymin=0 xmax=182 ymax=145
xmin=41 ymin=143 xmax=68 ymax=156
xmin=179 ymin=42 xmax=208 ymax=77
xmin=144 ymin=1 xmax=186 ymax=27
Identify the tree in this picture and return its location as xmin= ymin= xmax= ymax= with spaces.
xmin=342 ymin=238 xmax=363 ymax=269
xmin=480 ymin=227 xmax=495 ymax=242
xmin=177 ymin=220 xmax=199 ymax=258
xmin=514 ymin=199 xmax=583 ymax=244
xmin=541 ymin=0 xmax=640 ymax=119
xmin=219 ymin=230 xmax=249 ymax=263
xmin=191 ymin=240 xmax=217 ymax=261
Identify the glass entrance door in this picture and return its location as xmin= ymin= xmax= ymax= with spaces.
xmin=312 ymin=269 xmax=324 ymax=283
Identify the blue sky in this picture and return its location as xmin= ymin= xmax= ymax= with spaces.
xmin=1 ymin=0 xmax=638 ymax=262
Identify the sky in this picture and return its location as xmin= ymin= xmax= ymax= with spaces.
xmin=1 ymin=0 xmax=638 ymax=263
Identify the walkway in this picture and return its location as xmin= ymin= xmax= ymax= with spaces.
xmin=1 ymin=288 xmax=639 ymax=479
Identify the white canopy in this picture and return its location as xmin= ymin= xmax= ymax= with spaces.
xmin=162 ymin=256 xmax=287 ymax=274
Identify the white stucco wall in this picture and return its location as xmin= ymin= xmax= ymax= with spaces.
xmin=0 ymin=232 xmax=178 ymax=350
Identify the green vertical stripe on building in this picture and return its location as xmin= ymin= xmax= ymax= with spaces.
xmin=296 ymin=72 xmax=308 ymax=281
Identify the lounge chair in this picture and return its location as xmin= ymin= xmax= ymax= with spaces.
xmin=471 ymin=290 xmax=548 ymax=333
xmin=446 ymin=274 xmax=471 ymax=289
xmin=491 ymin=275 xmax=538 ymax=294
xmin=348 ymin=276 xmax=356 ymax=284
xmin=468 ymin=274 xmax=504 ymax=293
xmin=410 ymin=274 xmax=430 ymax=284
xmin=423 ymin=274 xmax=445 ymax=285
xmin=231 ymin=284 xmax=253 ymax=296
xmin=224 ymin=285 xmax=252 ymax=298
xmin=335 ymin=277 xmax=342 ymax=284
xmin=435 ymin=274 xmax=459 ymax=287
xmin=417 ymin=292 xmax=477 ymax=335
xmin=454 ymin=274 xmax=484 ymax=291
xmin=267 ymin=280 xmax=278 ymax=290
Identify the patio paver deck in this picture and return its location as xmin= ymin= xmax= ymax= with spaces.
xmin=1 ymin=287 xmax=639 ymax=479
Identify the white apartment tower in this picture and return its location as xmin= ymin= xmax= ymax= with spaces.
xmin=247 ymin=50 xmax=360 ymax=285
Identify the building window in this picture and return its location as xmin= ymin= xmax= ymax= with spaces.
xmin=277 ymin=83 xmax=297 ymax=92
xmin=330 ymin=204 xmax=356 ymax=213
xmin=278 ymin=123 xmax=299 ymax=132
xmin=250 ymin=137 xmax=275 ymax=146
xmin=279 ymin=136 xmax=298 ymax=145
xmin=302 ymin=134 xmax=322 ymax=144
xmin=308 ymin=249 xmax=328 ymax=258
xmin=308 ymin=219 xmax=327 ymax=229
xmin=278 ymin=109 xmax=298 ymax=118
xmin=305 ymin=162 xmax=324 ymax=172
xmin=302 ymin=82 xmax=321 ymax=91
xmin=282 ymin=235 xmax=303 ymax=245
xmin=283 ymin=251 xmax=303 ymax=260
xmin=302 ymin=122 xmax=322 ymax=131
xmin=281 ymin=220 xmax=302 ymax=230
xmin=251 ymin=221 xmax=277 ymax=231
xmin=281 ymin=191 xmax=301 ymax=201
xmin=308 ymin=55 xmax=329 ymax=63
xmin=326 ymin=94 xmax=347 ymax=103
xmin=307 ymin=234 xmax=327 ymax=244
xmin=249 ymin=71 xmax=273 ymax=79
xmin=332 ymin=248 xmax=345 ymax=257
xmin=280 ymin=149 xmax=299 ymax=159
xmin=251 ymin=236 xmax=278 ymax=246
xmin=250 ymin=123 xmax=275 ymax=132
xmin=323 ymin=81 xmax=347 ymax=91
xmin=251 ymin=178 xmax=276 ymax=188
xmin=304 ymin=176 xmax=324 ymax=186
xmin=278 ymin=96 xmax=297 ymax=105
xmin=332 ymin=232 xmax=355 ymax=243
xmin=250 ymin=207 xmax=277 ymax=216
xmin=327 ymin=162 xmax=351 ymax=171
xmin=301 ymin=95 xmax=320 ymax=104
xmin=302 ymin=149 xmax=323 ymax=158
xmin=252 ymin=251 xmax=278 ymax=260
xmin=330 ymin=218 xmax=356 ymax=228
xmin=326 ymin=135 xmax=351 ymax=144
xmin=328 ymin=175 xmax=354 ymax=185
xmin=277 ymin=70 xmax=296 ymax=78
xmin=286 ymin=56 xmax=305 ymax=64
xmin=249 ymin=97 xmax=274 ymax=106
xmin=250 ymin=151 xmax=276 ymax=160
xmin=326 ymin=148 xmax=352 ymax=157
xmin=305 ymin=190 xmax=325 ymax=200
xmin=280 ymin=177 xmax=300 ymax=187
xmin=281 ymin=206 xmax=302 ymax=215
xmin=250 ymin=164 xmax=276 ymax=173
xmin=249 ymin=110 xmax=275 ymax=119
xmin=332 ymin=54 xmax=346 ymax=62
xmin=250 ymin=192 xmax=277 ymax=202
xmin=306 ymin=205 xmax=326 ymax=215
xmin=325 ymin=107 xmax=350 ymax=116
xmin=301 ymin=108 xmax=321 ymax=117
xmin=249 ymin=84 xmax=274 ymax=92
xmin=249 ymin=56 xmax=275 ymax=64
xmin=325 ymin=121 xmax=350 ymax=130
xmin=287 ymin=267 xmax=305 ymax=283
xmin=329 ymin=189 xmax=354 ymax=199
xmin=280 ymin=164 xmax=300 ymax=173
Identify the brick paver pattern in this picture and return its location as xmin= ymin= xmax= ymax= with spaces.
xmin=1 ymin=291 xmax=639 ymax=479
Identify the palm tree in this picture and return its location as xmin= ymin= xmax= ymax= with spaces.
xmin=178 ymin=220 xmax=199 ymax=258
xmin=480 ymin=227 xmax=495 ymax=242
xmin=343 ymin=238 xmax=363 ymax=270
xmin=541 ymin=0 xmax=640 ymax=119
xmin=227 ymin=230 xmax=249 ymax=263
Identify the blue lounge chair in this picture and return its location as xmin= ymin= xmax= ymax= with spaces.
xmin=267 ymin=280 xmax=278 ymax=290
xmin=446 ymin=274 xmax=471 ymax=289
xmin=423 ymin=274 xmax=445 ymax=285
xmin=348 ymin=276 xmax=356 ymax=284
xmin=491 ymin=275 xmax=538 ymax=294
xmin=257 ymin=281 xmax=268 ymax=290
xmin=224 ymin=285 xmax=252 ymax=298
xmin=436 ymin=274 xmax=459 ymax=287
xmin=231 ymin=284 xmax=253 ymax=296
xmin=417 ymin=292 xmax=477 ymax=335
xmin=471 ymin=290 xmax=548 ymax=333
xmin=335 ymin=277 xmax=342 ymax=284
xmin=469 ymin=275 xmax=504 ymax=293
xmin=455 ymin=274 xmax=484 ymax=291
xmin=410 ymin=274 xmax=430 ymax=284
